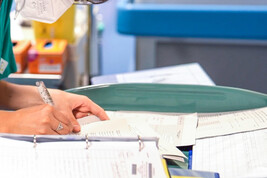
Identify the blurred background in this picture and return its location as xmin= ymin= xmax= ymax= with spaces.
xmin=7 ymin=0 xmax=267 ymax=93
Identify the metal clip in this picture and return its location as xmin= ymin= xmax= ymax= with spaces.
xmin=138 ymin=135 xmax=144 ymax=152
xmin=33 ymin=135 xmax=37 ymax=148
xmin=85 ymin=134 xmax=91 ymax=150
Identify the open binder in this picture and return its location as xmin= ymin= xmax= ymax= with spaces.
xmin=0 ymin=133 xmax=167 ymax=178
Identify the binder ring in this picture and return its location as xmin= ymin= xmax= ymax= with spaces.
xmin=85 ymin=134 xmax=91 ymax=150
xmin=33 ymin=135 xmax=37 ymax=148
xmin=138 ymin=135 xmax=144 ymax=152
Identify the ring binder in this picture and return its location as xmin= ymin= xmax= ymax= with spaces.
xmin=0 ymin=134 xmax=167 ymax=178
xmin=138 ymin=135 xmax=144 ymax=152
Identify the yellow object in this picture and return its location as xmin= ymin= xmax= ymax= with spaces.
xmin=162 ymin=159 xmax=171 ymax=178
xmin=172 ymin=176 xmax=201 ymax=178
xmin=32 ymin=5 xmax=76 ymax=43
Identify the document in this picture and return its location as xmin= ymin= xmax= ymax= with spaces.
xmin=196 ymin=107 xmax=267 ymax=138
xmin=106 ymin=111 xmax=198 ymax=147
xmin=192 ymin=129 xmax=267 ymax=178
xmin=115 ymin=63 xmax=215 ymax=86
xmin=75 ymin=116 xmax=135 ymax=137
xmin=75 ymin=111 xmax=198 ymax=160
xmin=0 ymin=136 xmax=167 ymax=178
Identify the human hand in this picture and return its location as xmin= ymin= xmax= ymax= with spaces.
xmin=3 ymin=104 xmax=74 ymax=135
xmin=49 ymin=90 xmax=109 ymax=133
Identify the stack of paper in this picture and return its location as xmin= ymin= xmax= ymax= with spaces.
xmin=193 ymin=107 xmax=267 ymax=178
xmin=76 ymin=111 xmax=199 ymax=162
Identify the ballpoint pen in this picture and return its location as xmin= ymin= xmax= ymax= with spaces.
xmin=36 ymin=81 xmax=54 ymax=106
xmin=36 ymin=81 xmax=64 ymax=131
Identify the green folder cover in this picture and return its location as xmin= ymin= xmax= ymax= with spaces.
xmin=66 ymin=83 xmax=267 ymax=113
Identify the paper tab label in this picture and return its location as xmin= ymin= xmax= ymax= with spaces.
xmin=0 ymin=58 xmax=8 ymax=74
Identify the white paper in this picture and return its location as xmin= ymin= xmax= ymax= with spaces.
xmin=192 ymin=129 xmax=267 ymax=178
xmin=76 ymin=117 xmax=135 ymax=137
xmin=0 ymin=137 xmax=167 ymax=178
xmin=76 ymin=112 xmax=194 ymax=160
xmin=126 ymin=122 xmax=187 ymax=159
xmin=116 ymin=63 xmax=215 ymax=85
xmin=107 ymin=111 xmax=198 ymax=146
xmin=196 ymin=107 xmax=267 ymax=138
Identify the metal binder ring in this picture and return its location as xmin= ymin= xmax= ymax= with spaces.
xmin=56 ymin=122 xmax=64 ymax=131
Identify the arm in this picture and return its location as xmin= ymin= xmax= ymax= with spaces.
xmin=0 ymin=81 xmax=109 ymax=135
xmin=0 ymin=80 xmax=43 ymax=110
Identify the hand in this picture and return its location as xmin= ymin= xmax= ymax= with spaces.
xmin=50 ymin=90 xmax=109 ymax=133
xmin=3 ymin=104 xmax=74 ymax=135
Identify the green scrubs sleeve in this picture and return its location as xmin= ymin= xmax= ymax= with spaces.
xmin=0 ymin=0 xmax=17 ymax=80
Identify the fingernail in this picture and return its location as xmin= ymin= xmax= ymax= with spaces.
xmin=73 ymin=125 xmax=81 ymax=132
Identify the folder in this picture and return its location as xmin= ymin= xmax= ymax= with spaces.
xmin=0 ymin=133 xmax=167 ymax=178
xmin=66 ymin=83 xmax=267 ymax=113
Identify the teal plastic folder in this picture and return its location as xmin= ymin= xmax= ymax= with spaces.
xmin=66 ymin=83 xmax=267 ymax=113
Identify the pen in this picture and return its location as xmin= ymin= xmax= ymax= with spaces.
xmin=36 ymin=81 xmax=65 ymax=132
xmin=36 ymin=81 xmax=54 ymax=106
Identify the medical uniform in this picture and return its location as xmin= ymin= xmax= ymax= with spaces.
xmin=0 ymin=0 xmax=17 ymax=80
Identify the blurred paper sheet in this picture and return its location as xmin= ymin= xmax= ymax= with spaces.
xmin=196 ymin=107 xmax=267 ymax=139
xmin=192 ymin=129 xmax=267 ymax=178
xmin=116 ymin=63 xmax=215 ymax=85
xmin=91 ymin=63 xmax=215 ymax=86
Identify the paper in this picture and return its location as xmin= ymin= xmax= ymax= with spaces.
xmin=75 ymin=116 xmax=135 ymax=137
xmin=192 ymin=129 xmax=267 ymax=178
xmin=106 ymin=111 xmax=198 ymax=160
xmin=196 ymin=107 xmax=267 ymax=138
xmin=76 ymin=111 xmax=197 ymax=160
xmin=116 ymin=63 xmax=215 ymax=86
xmin=106 ymin=111 xmax=198 ymax=146
xmin=126 ymin=122 xmax=187 ymax=159
xmin=0 ymin=137 xmax=167 ymax=178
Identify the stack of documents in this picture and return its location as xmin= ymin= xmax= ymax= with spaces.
xmin=193 ymin=107 xmax=267 ymax=178
xmin=4 ymin=106 xmax=265 ymax=177
xmin=76 ymin=111 xmax=199 ymax=162
xmin=78 ymin=106 xmax=267 ymax=177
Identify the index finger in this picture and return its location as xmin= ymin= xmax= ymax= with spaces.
xmin=87 ymin=101 xmax=109 ymax=120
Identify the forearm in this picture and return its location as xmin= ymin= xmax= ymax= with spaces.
xmin=0 ymin=81 xmax=43 ymax=110
xmin=0 ymin=111 xmax=13 ymax=133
